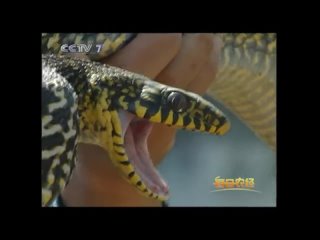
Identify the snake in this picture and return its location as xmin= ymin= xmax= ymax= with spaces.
xmin=41 ymin=33 xmax=276 ymax=206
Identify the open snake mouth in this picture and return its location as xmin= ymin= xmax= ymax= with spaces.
xmin=118 ymin=110 xmax=169 ymax=198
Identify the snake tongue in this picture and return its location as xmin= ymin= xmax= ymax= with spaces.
xmin=119 ymin=111 xmax=169 ymax=197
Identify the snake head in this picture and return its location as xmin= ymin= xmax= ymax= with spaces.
xmin=112 ymin=77 xmax=231 ymax=136
xmin=106 ymin=69 xmax=230 ymax=201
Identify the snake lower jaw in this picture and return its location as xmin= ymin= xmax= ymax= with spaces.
xmin=119 ymin=110 xmax=170 ymax=198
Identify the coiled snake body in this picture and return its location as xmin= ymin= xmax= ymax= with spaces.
xmin=42 ymin=33 xmax=276 ymax=206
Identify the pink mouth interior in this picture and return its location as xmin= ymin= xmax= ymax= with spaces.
xmin=118 ymin=110 xmax=169 ymax=197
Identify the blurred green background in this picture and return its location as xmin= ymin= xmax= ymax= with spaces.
xmin=157 ymin=96 xmax=276 ymax=206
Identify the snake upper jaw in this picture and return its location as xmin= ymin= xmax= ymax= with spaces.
xmin=118 ymin=110 xmax=170 ymax=198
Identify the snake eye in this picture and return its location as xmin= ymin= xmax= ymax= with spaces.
xmin=167 ymin=92 xmax=187 ymax=113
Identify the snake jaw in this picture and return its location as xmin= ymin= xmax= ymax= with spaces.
xmin=214 ymin=121 xmax=231 ymax=135
xmin=109 ymin=82 xmax=231 ymax=200
xmin=118 ymin=110 xmax=169 ymax=199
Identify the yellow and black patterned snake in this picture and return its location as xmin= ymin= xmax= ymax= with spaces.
xmin=41 ymin=33 xmax=276 ymax=206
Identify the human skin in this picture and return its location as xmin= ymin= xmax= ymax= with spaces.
xmin=61 ymin=33 xmax=222 ymax=206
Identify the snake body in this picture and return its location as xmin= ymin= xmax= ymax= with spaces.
xmin=41 ymin=33 xmax=276 ymax=206
xmin=209 ymin=33 xmax=276 ymax=149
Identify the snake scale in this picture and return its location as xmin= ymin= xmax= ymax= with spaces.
xmin=41 ymin=33 xmax=276 ymax=206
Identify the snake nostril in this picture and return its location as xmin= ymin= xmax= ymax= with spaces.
xmin=204 ymin=114 xmax=213 ymax=124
